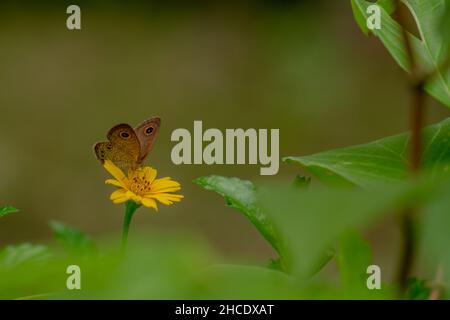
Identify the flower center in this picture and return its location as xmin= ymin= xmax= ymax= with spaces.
xmin=129 ymin=175 xmax=152 ymax=195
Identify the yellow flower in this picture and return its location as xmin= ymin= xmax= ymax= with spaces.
xmin=103 ymin=160 xmax=184 ymax=211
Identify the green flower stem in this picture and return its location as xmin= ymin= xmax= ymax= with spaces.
xmin=121 ymin=201 xmax=141 ymax=253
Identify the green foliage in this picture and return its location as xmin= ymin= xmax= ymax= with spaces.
xmin=193 ymin=176 xmax=286 ymax=263
xmin=0 ymin=244 xmax=51 ymax=269
xmin=0 ymin=234 xmax=320 ymax=299
xmin=350 ymin=0 xmax=397 ymax=35
xmin=205 ymin=265 xmax=297 ymax=299
xmin=337 ymin=231 xmax=378 ymax=298
xmin=284 ymin=117 xmax=450 ymax=188
xmin=194 ymin=168 xmax=450 ymax=298
xmin=351 ymin=0 xmax=450 ymax=107
xmin=422 ymin=178 xmax=450 ymax=286
xmin=350 ymin=0 xmax=371 ymax=35
xmin=351 ymin=0 xmax=411 ymax=69
xmin=0 ymin=175 xmax=447 ymax=299
xmin=441 ymin=6 xmax=450 ymax=42
xmin=405 ymin=278 xmax=431 ymax=299
xmin=49 ymin=221 xmax=96 ymax=257
xmin=292 ymin=175 xmax=311 ymax=190
xmin=267 ymin=257 xmax=284 ymax=271
xmin=377 ymin=0 xmax=397 ymax=14
xmin=0 ymin=205 xmax=19 ymax=218
xmin=258 ymin=183 xmax=407 ymax=279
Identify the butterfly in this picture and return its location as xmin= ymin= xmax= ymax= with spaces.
xmin=94 ymin=117 xmax=161 ymax=172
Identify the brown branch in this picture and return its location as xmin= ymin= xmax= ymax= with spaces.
xmin=394 ymin=0 xmax=426 ymax=295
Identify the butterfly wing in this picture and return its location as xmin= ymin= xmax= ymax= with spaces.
xmin=94 ymin=123 xmax=141 ymax=172
xmin=134 ymin=117 xmax=161 ymax=163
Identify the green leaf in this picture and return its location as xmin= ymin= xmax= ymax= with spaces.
xmin=292 ymin=175 xmax=311 ymax=190
xmin=258 ymin=182 xmax=411 ymax=279
xmin=351 ymin=0 xmax=398 ymax=35
xmin=337 ymin=231 xmax=374 ymax=298
xmin=351 ymin=0 xmax=411 ymax=70
xmin=378 ymin=0 xmax=397 ymax=14
xmin=258 ymin=174 xmax=443 ymax=283
xmin=0 ymin=244 xmax=51 ymax=269
xmin=441 ymin=5 xmax=450 ymax=42
xmin=267 ymin=258 xmax=283 ymax=271
xmin=0 ymin=205 xmax=19 ymax=218
xmin=193 ymin=176 xmax=286 ymax=263
xmin=405 ymin=277 xmax=431 ymax=299
xmin=406 ymin=0 xmax=450 ymax=106
xmin=284 ymin=117 xmax=450 ymax=188
xmin=351 ymin=0 xmax=371 ymax=35
xmin=351 ymin=0 xmax=450 ymax=107
xmin=206 ymin=265 xmax=297 ymax=299
xmin=422 ymin=178 xmax=450 ymax=288
xmin=403 ymin=0 xmax=449 ymax=63
xmin=50 ymin=221 xmax=96 ymax=256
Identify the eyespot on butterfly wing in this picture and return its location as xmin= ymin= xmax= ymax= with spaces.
xmin=93 ymin=123 xmax=141 ymax=172
xmin=134 ymin=117 xmax=161 ymax=163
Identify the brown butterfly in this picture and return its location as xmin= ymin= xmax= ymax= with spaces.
xmin=94 ymin=117 xmax=161 ymax=172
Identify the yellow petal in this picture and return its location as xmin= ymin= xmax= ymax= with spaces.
xmin=152 ymin=178 xmax=180 ymax=186
xmin=105 ymin=179 xmax=124 ymax=188
xmin=143 ymin=167 xmax=157 ymax=183
xmin=103 ymin=160 xmax=127 ymax=184
xmin=142 ymin=197 xmax=158 ymax=211
xmin=131 ymin=194 xmax=142 ymax=203
xmin=146 ymin=193 xmax=184 ymax=205
xmin=113 ymin=197 xmax=129 ymax=204
xmin=152 ymin=187 xmax=181 ymax=193
xmin=149 ymin=195 xmax=172 ymax=205
xmin=110 ymin=189 xmax=131 ymax=204
xmin=110 ymin=189 xmax=127 ymax=200
xmin=151 ymin=179 xmax=181 ymax=192
xmin=162 ymin=194 xmax=184 ymax=202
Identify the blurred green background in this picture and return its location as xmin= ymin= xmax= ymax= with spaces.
xmin=0 ymin=0 xmax=449 ymax=282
